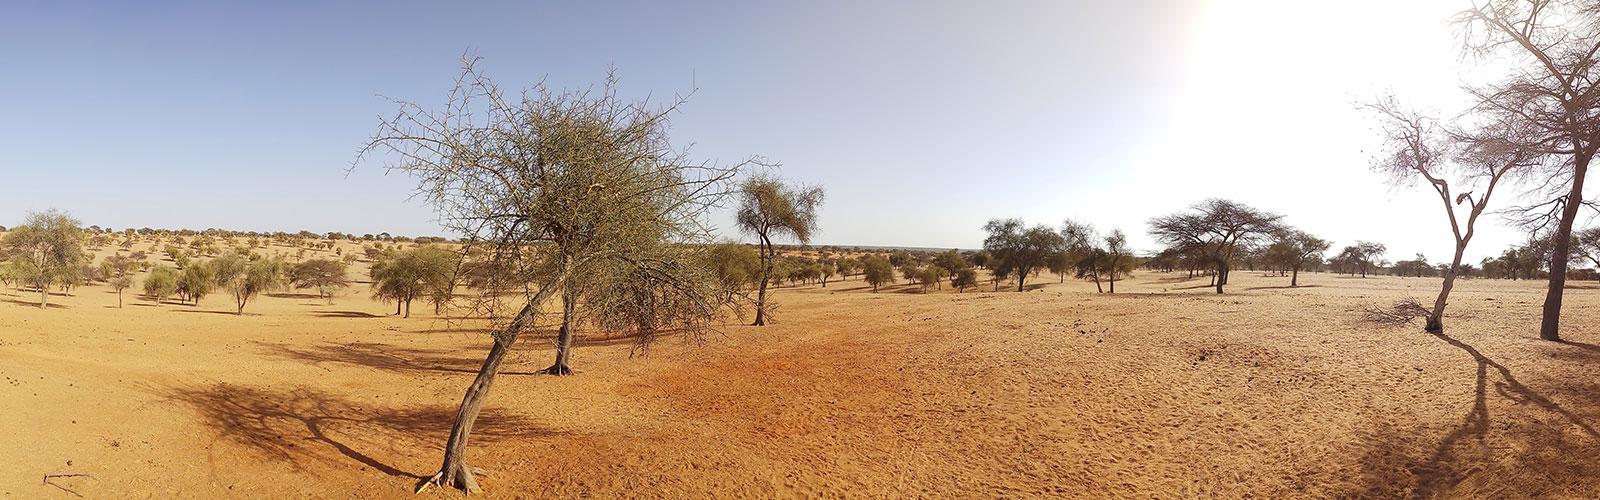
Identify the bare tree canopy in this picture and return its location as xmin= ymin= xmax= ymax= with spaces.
xmin=1148 ymin=199 xmax=1283 ymax=294
xmin=1366 ymin=96 xmax=1537 ymax=332
xmin=1456 ymin=0 xmax=1600 ymax=341
xmin=357 ymin=56 xmax=749 ymax=493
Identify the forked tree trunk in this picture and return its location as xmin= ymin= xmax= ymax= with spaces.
xmin=547 ymin=287 xmax=576 ymax=375
xmin=420 ymin=285 xmax=554 ymax=494
xmin=1540 ymin=152 xmax=1590 ymax=342
xmin=1214 ymin=262 xmax=1227 ymax=294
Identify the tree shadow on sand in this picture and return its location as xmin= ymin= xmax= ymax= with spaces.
xmin=1354 ymin=332 xmax=1600 ymax=497
xmin=163 ymin=383 xmax=561 ymax=479
xmin=255 ymin=341 xmax=548 ymax=376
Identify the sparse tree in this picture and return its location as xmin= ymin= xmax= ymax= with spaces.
xmin=3 ymin=210 xmax=86 ymax=308
xmin=1369 ymin=97 xmax=1534 ymax=332
xmin=290 ymin=258 xmax=350 ymax=304
xmin=143 ymin=266 xmax=179 ymax=305
xmin=211 ymin=253 xmax=285 ymax=315
xmin=983 ymin=218 xmax=1062 ymax=292
xmin=862 ymin=255 xmax=894 ymax=292
xmin=1148 ymin=199 xmax=1283 ymax=294
xmin=736 ymin=175 xmax=823 ymax=326
xmin=358 ymin=57 xmax=743 ymax=493
xmin=177 ymin=263 xmax=215 ymax=305
xmin=369 ymin=246 xmax=454 ymax=318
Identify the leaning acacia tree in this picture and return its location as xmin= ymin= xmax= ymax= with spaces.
xmin=1368 ymin=97 xmax=1536 ymax=332
xmin=736 ymin=174 xmax=823 ymax=326
xmin=1148 ymin=199 xmax=1282 ymax=294
xmin=360 ymin=57 xmax=742 ymax=493
xmin=1457 ymin=0 xmax=1600 ymax=341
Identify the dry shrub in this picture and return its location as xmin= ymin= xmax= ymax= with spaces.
xmin=1362 ymin=298 xmax=1432 ymax=327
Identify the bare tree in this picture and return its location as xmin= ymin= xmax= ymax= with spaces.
xmin=358 ymin=57 xmax=743 ymax=493
xmin=736 ymin=175 xmax=823 ymax=326
xmin=1368 ymin=97 xmax=1536 ymax=332
xmin=1148 ymin=199 xmax=1283 ymax=294
xmin=1457 ymin=0 xmax=1600 ymax=341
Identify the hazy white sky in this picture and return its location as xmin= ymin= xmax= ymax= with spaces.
xmin=0 ymin=0 xmax=1589 ymax=263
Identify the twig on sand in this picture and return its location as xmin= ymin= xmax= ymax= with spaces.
xmin=42 ymin=472 xmax=94 ymax=497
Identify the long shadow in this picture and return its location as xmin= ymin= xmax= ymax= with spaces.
xmin=1415 ymin=331 xmax=1600 ymax=496
xmin=267 ymin=292 xmax=323 ymax=299
xmin=257 ymin=341 xmax=545 ymax=376
xmin=170 ymin=309 xmax=249 ymax=316
xmin=314 ymin=311 xmax=385 ymax=318
xmin=164 ymin=383 xmax=558 ymax=479
xmin=2 ymin=297 xmax=68 ymax=309
xmin=1242 ymin=284 xmax=1323 ymax=291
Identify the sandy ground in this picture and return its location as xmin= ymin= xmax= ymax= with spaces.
xmin=4 ymin=267 xmax=1600 ymax=498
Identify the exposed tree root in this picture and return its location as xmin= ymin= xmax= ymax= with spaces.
xmin=543 ymin=363 xmax=572 ymax=376
xmin=415 ymin=464 xmax=490 ymax=494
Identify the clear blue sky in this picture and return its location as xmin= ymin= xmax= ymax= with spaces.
xmin=0 ymin=1 xmax=1576 ymax=262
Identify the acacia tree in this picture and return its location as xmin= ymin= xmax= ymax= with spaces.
xmin=211 ymin=253 xmax=285 ymax=315
xmin=1148 ymin=199 xmax=1282 ymax=293
xmin=983 ymin=219 xmax=1062 ymax=292
xmin=862 ymin=255 xmax=893 ymax=292
xmin=1369 ymin=98 xmax=1535 ymax=332
xmin=103 ymin=254 xmax=138 ymax=307
xmin=1456 ymin=0 xmax=1600 ymax=340
xmin=3 ymin=210 xmax=86 ymax=308
xmin=290 ymin=258 xmax=350 ymax=304
xmin=1276 ymin=230 xmax=1329 ymax=287
xmin=736 ymin=175 xmax=823 ymax=326
xmin=359 ymin=57 xmax=743 ymax=493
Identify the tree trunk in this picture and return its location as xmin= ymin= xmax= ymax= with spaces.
xmin=395 ymin=300 xmax=402 ymax=316
xmin=1291 ymin=267 xmax=1299 ymax=287
xmin=1016 ymin=272 xmax=1026 ymax=292
xmin=1109 ymin=275 xmax=1115 ymax=293
xmin=404 ymin=299 xmax=412 ymax=318
xmin=419 ymin=284 xmax=555 ymax=494
xmin=546 ymin=286 xmax=576 ymax=375
xmin=1428 ymin=244 xmax=1468 ymax=334
xmin=1540 ymin=152 xmax=1590 ymax=342
xmin=39 ymin=286 xmax=48 ymax=308
xmin=1215 ymin=262 xmax=1227 ymax=294
xmin=753 ymin=235 xmax=771 ymax=326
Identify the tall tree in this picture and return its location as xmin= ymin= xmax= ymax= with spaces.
xmin=1458 ymin=0 xmax=1600 ymax=341
xmin=3 ymin=209 xmax=85 ymax=308
xmin=359 ymin=58 xmax=743 ymax=493
xmin=1369 ymin=97 xmax=1534 ymax=332
xmin=1148 ymin=199 xmax=1282 ymax=294
xmin=736 ymin=175 xmax=823 ymax=326
xmin=983 ymin=218 xmax=1062 ymax=292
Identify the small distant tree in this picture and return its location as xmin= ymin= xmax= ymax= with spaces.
xmin=1102 ymin=229 xmax=1132 ymax=293
xmin=211 ymin=253 xmax=286 ymax=315
xmin=1283 ymin=230 xmax=1329 ymax=287
xmin=862 ymin=255 xmax=894 ymax=292
xmin=290 ymin=258 xmax=350 ymax=304
xmin=3 ymin=209 xmax=86 ymax=308
xmin=104 ymin=256 xmax=137 ymax=308
xmin=177 ymin=263 xmax=215 ymax=305
xmin=951 ymin=267 xmax=978 ymax=292
xmin=983 ymin=218 xmax=1063 ymax=292
xmin=736 ymin=175 xmax=824 ymax=326
xmin=143 ymin=266 xmax=179 ymax=305
xmin=915 ymin=266 xmax=940 ymax=292
xmin=1148 ymin=199 xmax=1283 ymax=294
xmin=369 ymin=246 xmax=455 ymax=318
